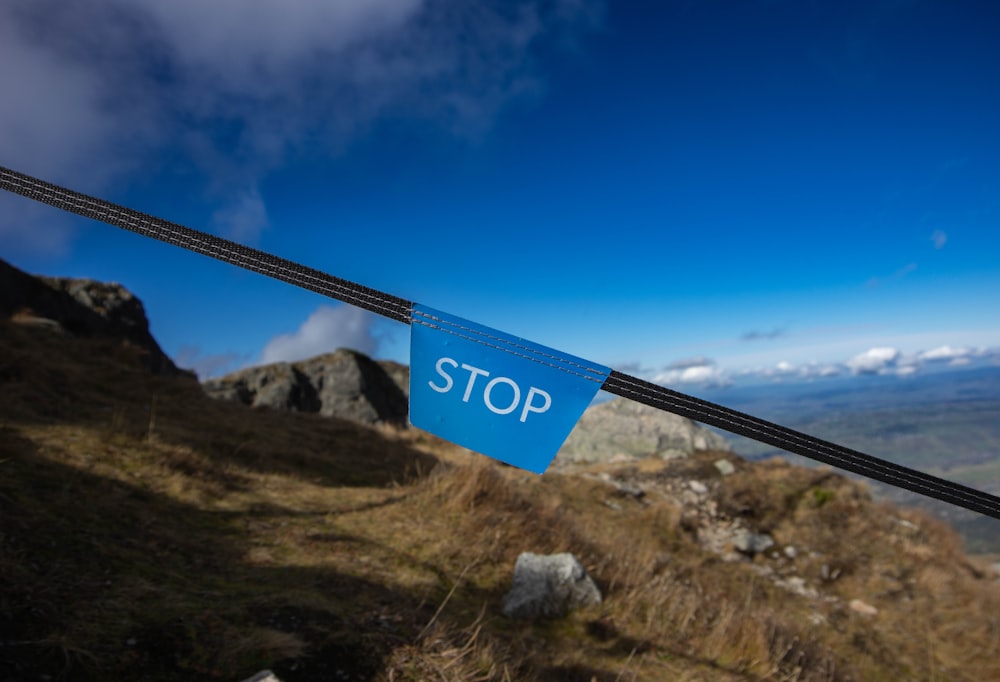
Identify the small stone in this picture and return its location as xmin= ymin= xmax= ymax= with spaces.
xmin=502 ymin=552 xmax=602 ymax=619
xmin=784 ymin=545 xmax=797 ymax=559
xmin=849 ymin=599 xmax=878 ymax=617
xmin=733 ymin=531 xmax=774 ymax=555
xmin=688 ymin=480 xmax=708 ymax=495
xmin=240 ymin=672 xmax=283 ymax=682
xmin=714 ymin=459 xmax=736 ymax=476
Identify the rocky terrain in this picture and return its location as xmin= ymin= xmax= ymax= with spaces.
xmin=4 ymin=259 xmax=1000 ymax=681
xmin=203 ymin=351 xmax=409 ymax=425
xmin=0 ymin=258 xmax=190 ymax=377
xmin=554 ymin=396 xmax=731 ymax=467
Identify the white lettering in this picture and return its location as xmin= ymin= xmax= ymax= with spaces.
xmin=429 ymin=357 xmax=552 ymax=423
xmin=460 ymin=363 xmax=490 ymax=402
xmin=520 ymin=387 xmax=552 ymax=422
xmin=484 ymin=377 xmax=520 ymax=415
xmin=429 ymin=357 xmax=457 ymax=393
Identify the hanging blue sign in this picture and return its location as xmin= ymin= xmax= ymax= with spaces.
xmin=409 ymin=304 xmax=610 ymax=473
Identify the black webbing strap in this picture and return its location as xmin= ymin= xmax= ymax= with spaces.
xmin=0 ymin=166 xmax=412 ymax=323
xmin=604 ymin=372 xmax=1000 ymax=518
xmin=3 ymin=163 xmax=999 ymax=519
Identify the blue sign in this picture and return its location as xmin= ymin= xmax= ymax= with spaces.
xmin=409 ymin=304 xmax=610 ymax=473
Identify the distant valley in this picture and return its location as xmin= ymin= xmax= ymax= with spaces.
xmin=698 ymin=367 xmax=1000 ymax=553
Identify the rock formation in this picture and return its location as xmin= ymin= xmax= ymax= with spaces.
xmin=0 ymin=257 xmax=191 ymax=377
xmin=203 ymin=349 xmax=409 ymax=425
xmin=554 ymin=396 xmax=730 ymax=466
xmin=501 ymin=552 xmax=602 ymax=619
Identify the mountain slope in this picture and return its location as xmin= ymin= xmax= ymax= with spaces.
xmin=3 ymin=268 xmax=1000 ymax=681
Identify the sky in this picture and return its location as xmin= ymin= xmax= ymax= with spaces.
xmin=1 ymin=0 xmax=998 ymax=392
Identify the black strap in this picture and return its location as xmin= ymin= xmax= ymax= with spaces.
xmin=603 ymin=371 xmax=1000 ymax=518
xmin=0 ymin=166 xmax=412 ymax=323
xmin=3 ymin=164 xmax=998 ymax=519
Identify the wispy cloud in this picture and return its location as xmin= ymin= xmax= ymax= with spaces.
xmin=209 ymin=187 xmax=270 ymax=243
xmin=666 ymin=356 xmax=716 ymax=370
xmin=735 ymin=360 xmax=842 ymax=383
xmin=0 ymin=0 xmax=603 ymax=252
xmin=740 ymin=328 xmax=786 ymax=342
xmin=654 ymin=357 xmax=731 ymax=388
xmin=866 ymin=263 xmax=917 ymax=288
xmin=931 ymin=230 xmax=948 ymax=250
xmin=738 ymin=343 xmax=1000 ymax=384
xmin=612 ymin=340 xmax=999 ymax=391
xmin=174 ymin=346 xmax=249 ymax=379
xmin=259 ymin=304 xmax=383 ymax=365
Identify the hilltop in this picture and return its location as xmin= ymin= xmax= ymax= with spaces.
xmin=3 ymin=263 xmax=1000 ymax=681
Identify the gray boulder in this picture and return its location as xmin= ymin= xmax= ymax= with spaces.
xmin=733 ymin=531 xmax=775 ymax=556
xmin=203 ymin=348 xmax=408 ymax=425
xmin=502 ymin=552 xmax=602 ymax=619
xmin=554 ymin=397 xmax=730 ymax=465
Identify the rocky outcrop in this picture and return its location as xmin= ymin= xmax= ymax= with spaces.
xmin=0 ymin=257 xmax=190 ymax=377
xmin=203 ymin=349 xmax=408 ymax=425
xmin=501 ymin=552 xmax=602 ymax=619
xmin=554 ymin=397 xmax=730 ymax=466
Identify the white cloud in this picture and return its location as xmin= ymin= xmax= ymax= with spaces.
xmin=866 ymin=263 xmax=917 ymax=289
xmin=654 ymin=357 xmax=731 ymax=387
xmin=918 ymin=345 xmax=971 ymax=363
xmin=0 ymin=0 xmax=602 ymax=252
xmin=210 ymin=187 xmax=270 ymax=243
xmin=260 ymin=304 xmax=381 ymax=365
xmin=845 ymin=346 xmax=901 ymax=375
xmin=739 ymin=359 xmax=841 ymax=382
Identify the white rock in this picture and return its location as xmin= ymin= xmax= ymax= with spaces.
xmin=714 ymin=459 xmax=736 ymax=476
xmin=241 ymin=671 xmax=282 ymax=682
xmin=849 ymin=599 xmax=878 ymax=616
xmin=733 ymin=531 xmax=774 ymax=555
xmin=688 ymin=480 xmax=708 ymax=495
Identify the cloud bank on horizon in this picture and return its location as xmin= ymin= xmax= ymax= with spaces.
xmin=634 ymin=343 xmax=999 ymax=391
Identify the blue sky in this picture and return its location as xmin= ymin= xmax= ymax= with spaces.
xmin=1 ymin=0 xmax=998 ymax=390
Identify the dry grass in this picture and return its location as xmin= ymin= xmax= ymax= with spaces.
xmin=3 ymin=319 xmax=1000 ymax=681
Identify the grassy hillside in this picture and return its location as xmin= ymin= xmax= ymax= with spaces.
xmin=3 ymin=319 xmax=1000 ymax=681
